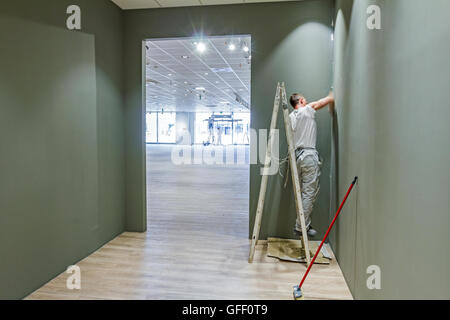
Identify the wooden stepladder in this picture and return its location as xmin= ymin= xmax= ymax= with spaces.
xmin=248 ymin=82 xmax=311 ymax=265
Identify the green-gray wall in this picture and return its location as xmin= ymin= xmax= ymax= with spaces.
xmin=331 ymin=0 xmax=450 ymax=299
xmin=0 ymin=0 xmax=125 ymax=299
xmin=124 ymin=0 xmax=335 ymax=240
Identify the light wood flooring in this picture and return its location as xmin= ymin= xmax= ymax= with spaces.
xmin=27 ymin=145 xmax=352 ymax=300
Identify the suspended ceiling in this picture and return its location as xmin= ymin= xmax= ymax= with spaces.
xmin=146 ymin=36 xmax=251 ymax=113
xmin=111 ymin=0 xmax=298 ymax=10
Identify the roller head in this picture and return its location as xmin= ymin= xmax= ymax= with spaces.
xmin=293 ymin=286 xmax=304 ymax=300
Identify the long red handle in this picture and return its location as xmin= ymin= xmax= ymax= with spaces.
xmin=298 ymin=176 xmax=358 ymax=289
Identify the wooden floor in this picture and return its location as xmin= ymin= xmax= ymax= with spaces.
xmin=27 ymin=145 xmax=352 ymax=300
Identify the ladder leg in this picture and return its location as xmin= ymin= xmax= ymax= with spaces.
xmin=249 ymin=82 xmax=281 ymax=263
xmin=280 ymin=83 xmax=311 ymax=265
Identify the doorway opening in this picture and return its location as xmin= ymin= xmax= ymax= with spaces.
xmin=144 ymin=35 xmax=251 ymax=251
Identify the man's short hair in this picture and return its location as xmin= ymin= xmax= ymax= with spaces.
xmin=290 ymin=93 xmax=304 ymax=108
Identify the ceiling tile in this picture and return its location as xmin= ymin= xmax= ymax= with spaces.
xmin=157 ymin=0 xmax=202 ymax=8
xmin=201 ymin=0 xmax=243 ymax=5
xmin=110 ymin=0 xmax=160 ymax=10
xmin=111 ymin=0 xmax=300 ymax=10
xmin=245 ymin=0 xmax=293 ymax=3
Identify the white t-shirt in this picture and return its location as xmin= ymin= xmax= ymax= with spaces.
xmin=289 ymin=104 xmax=317 ymax=149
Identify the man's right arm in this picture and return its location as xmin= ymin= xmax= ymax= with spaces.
xmin=310 ymin=91 xmax=334 ymax=111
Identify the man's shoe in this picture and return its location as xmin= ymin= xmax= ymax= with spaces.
xmin=307 ymin=227 xmax=317 ymax=237
xmin=294 ymin=227 xmax=317 ymax=238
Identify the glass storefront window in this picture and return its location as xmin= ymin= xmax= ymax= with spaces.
xmin=195 ymin=113 xmax=213 ymax=145
xmin=146 ymin=111 xmax=250 ymax=145
xmin=146 ymin=112 xmax=157 ymax=143
xmin=194 ymin=112 xmax=250 ymax=145
xmin=233 ymin=113 xmax=250 ymax=145
xmin=145 ymin=112 xmax=176 ymax=144
xmin=158 ymin=112 xmax=176 ymax=143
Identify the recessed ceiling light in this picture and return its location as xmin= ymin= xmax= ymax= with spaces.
xmin=204 ymin=72 xmax=209 ymax=76
xmin=243 ymin=46 xmax=249 ymax=53
xmin=229 ymin=43 xmax=236 ymax=51
xmin=181 ymin=55 xmax=189 ymax=59
xmin=168 ymin=73 xmax=172 ymax=76
xmin=211 ymin=67 xmax=233 ymax=73
xmin=196 ymin=42 xmax=206 ymax=53
xmin=195 ymin=87 xmax=206 ymax=91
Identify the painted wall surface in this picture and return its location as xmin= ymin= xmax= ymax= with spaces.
xmin=124 ymin=0 xmax=335 ymax=239
xmin=0 ymin=0 xmax=125 ymax=299
xmin=331 ymin=0 xmax=450 ymax=299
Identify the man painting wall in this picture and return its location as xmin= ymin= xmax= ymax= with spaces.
xmin=289 ymin=92 xmax=334 ymax=237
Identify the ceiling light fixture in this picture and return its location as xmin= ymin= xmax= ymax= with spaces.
xmin=195 ymin=87 xmax=206 ymax=91
xmin=228 ymin=43 xmax=236 ymax=51
xmin=196 ymin=42 xmax=206 ymax=53
xmin=243 ymin=45 xmax=249 ymax=53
